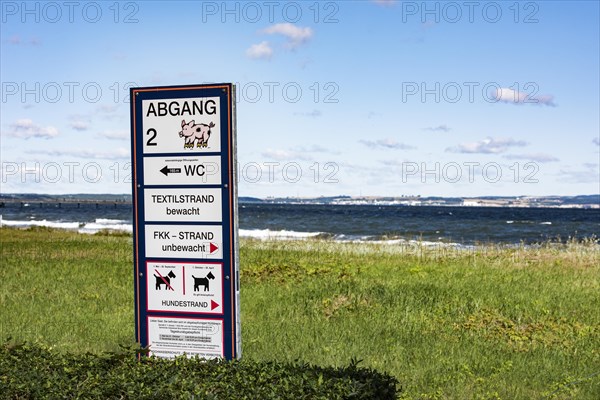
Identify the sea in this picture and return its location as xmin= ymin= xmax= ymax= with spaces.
xmin=1 ymin=199 xmax=599 ymax=247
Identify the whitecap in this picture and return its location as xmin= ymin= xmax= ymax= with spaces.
xmin=95 ymin=218 xmax=128 ymax=224
xmin=78 ymin=222 xmax=133 ymax=234
xmin=0 ymin=219 xmax=80 ymax=230
xmin=0 ymin=218 xmax=132 ymax=234
xmin=239 ymin=229 xmax=322 ymax=240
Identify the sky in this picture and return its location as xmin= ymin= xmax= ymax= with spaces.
xmin=1 ymin=0 xmax=599 ymax=198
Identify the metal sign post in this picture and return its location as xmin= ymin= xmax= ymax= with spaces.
xmin=130 ymin=83 xmax=240 ymax=359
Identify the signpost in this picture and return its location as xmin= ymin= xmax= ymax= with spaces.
xmin=130 ymin=83 xmax=240 ymax=360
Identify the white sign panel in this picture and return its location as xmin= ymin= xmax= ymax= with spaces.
xmin=132 ymin=83 xmax=240 ymax=360
xmin=142 ymin=97 xmax=221 ymax=154
xmin=145 ymin=225 xmax=222 ymax=259
xmin=147 ymin=261 xmax=223 ymax=314
xmin=144 ymin=188 xmax=222 ymax=222
xmin=143 ymin=156 xmax=221 ymax=186
xmin=147 ymin=317 xmax=224 ymax=359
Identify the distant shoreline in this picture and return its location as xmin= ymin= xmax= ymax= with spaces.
xmin=1 ymin=193 xmax=599 ymax=209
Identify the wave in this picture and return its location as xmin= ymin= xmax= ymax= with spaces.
xmin=239 ymin=229 xmax=324 ymax=240
xmin=1 ymin=220 xmax=320 ymax=239
xmin=78 ymin=219 xmax=132 ymax=234
xmin=238 ymin=229 xmax=465 ymax=248
xmin=0 ymin=218 xmax=132 ymax=234
xmin=95 ymin=218 xmax=128 ymax=224
xmin=1 ymin=219 xmax=81 ymax=230
xmin=335 ymin=235 xmax=465 ymax=248
xmin=506 ymin=220 xmax=552 ymax=225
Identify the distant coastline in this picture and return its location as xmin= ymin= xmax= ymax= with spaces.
xmin=1 ymin=193 xmax=598 ymax=209
xmin=1 ymin=194 xmax=598 ymax=244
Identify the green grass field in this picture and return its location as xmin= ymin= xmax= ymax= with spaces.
xmin=1 ymin=227 xmax=598 ymax=399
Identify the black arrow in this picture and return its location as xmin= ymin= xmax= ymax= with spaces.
xmin=160 ymin=166 xmax=182 ymax=176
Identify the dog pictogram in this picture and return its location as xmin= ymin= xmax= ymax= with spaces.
xmin=192 ymin=271 xmax=215 ymax=292
xmin=154 ymin=270 xmax=176 ymax=290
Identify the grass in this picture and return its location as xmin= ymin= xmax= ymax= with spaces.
xmin=1 ymin=226 xmax=599 ymax=399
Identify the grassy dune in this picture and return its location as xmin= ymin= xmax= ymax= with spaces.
xmin=1 ymin=227 xmax=598 ymax=399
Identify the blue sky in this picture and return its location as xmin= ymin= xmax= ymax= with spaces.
xmin=1 ymin=0 xmax=599 ymax=197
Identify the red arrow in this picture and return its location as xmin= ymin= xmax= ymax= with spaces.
xmin=209 ymin=242 xmax=219 ymax=254
xmin=211 ymin=300 xmax=219 ymax=311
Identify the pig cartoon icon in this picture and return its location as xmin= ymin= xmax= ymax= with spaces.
xmin=179 ymin=120 xmax=215 ymax=149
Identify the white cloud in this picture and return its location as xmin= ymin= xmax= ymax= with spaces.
xmin=558 ymin=164 xmax=599 ymax=183
xmin=261 ymin=149 xmax=298 ymax=161
xmin=6 ymin=35 xmax=40 ymax=46
xmin=1 ymin=119 xmax=59 ymax=139
xmin=69 ymin=121 xmax=89 ymax=131
xmin=491 ymin=87 xmax=556 ymax=107
xmin=98 ymin=130 xmax=129 ymax=140
xmin=262 ymin=23 xmax=313 ymax=49
xmin=96 ymin=104 xmax=119 ymax=114
xmin=28 ymin=147 xmax=130 ymax=160
xmin=246 ymin=41 xmax=273 ymax=60
xmin=503 ymin=153 xmax=560 ymax=163
xmin=293 ymin=109 xmax=322 ymax=118
xmin=8 ymin=35 xmax=21 ymax=45
xmin=260 ymin=144 xmax=340 ymax=161
xmin=371 ymin=0 xmax=396 ymax=6
xmin=360 ymin=138 xmax=415 ymax=150
xmin=292 ymin=144 xmax=341 ymax=155
xmin=447 ymin=137 xmax=528 ymax=154
xmin=93 ymin=104 xmax=127 ymax=122
xmin=425 ymin=124 xmax=451 ymax=132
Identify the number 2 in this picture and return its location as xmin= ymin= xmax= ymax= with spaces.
xmin=146 ymin=128 xmax=157 ymax=146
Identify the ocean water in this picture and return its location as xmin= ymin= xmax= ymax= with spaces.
xmin=0 ymin=201 xmax=598 ymax=246
xmin=238 ymin=203 xmax=600 ymax=245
